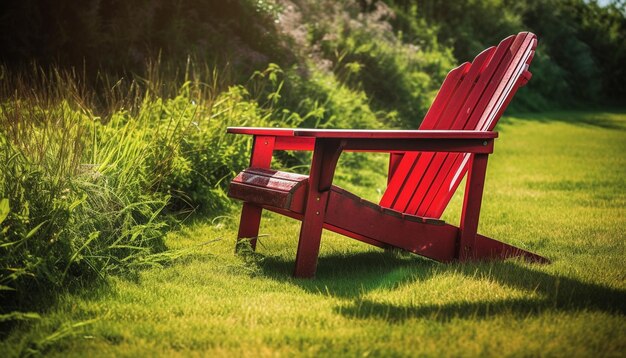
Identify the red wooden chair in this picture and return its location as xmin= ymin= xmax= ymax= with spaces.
xmin=227 ymin=32 xmax=549 ymax=278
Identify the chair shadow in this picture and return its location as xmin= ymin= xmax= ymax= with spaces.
xmin=258 ymin=252 xmax=626 ymax=322
xmin=259 ymin=250 xmax=438 ymax=298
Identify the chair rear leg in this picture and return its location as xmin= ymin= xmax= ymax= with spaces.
xmin=458 ymin=154 xmax=550 ymax=264
xmin=474 ymin=233 xmax=550 ymax=263
xmin=236 ymin=203 xmax=263 ymax=251
xmin=458 ymin=153 xmax=489 ymax=260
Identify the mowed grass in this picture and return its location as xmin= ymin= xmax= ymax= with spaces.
xmin=2 ymin=111 xmax=625 ymax=357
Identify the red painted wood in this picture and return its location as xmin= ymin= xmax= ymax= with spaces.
xmin=293 ymin=139 xmax=343 ymax=278
xmin=380 ymin=62 xmax=471 ymax=208
xmin=236 ymin=204 xmax=264 ymax=250
xmin=267 ymin=199 xmax=548 ymax=264
xmin=249 ymin=136 xmax=275 ymax=167
xmin=380 ymin=32 xmax=538 ymax=219
xmin=388 ymin=153 xmax=403 ymax=185
xmin=402 ymin=47 xmax=495 ymax=214
xmin=267 ymin=204 xmax=547 ymax=263
xmin=236 ymin=136 xmax=275 ymax=251
xmin=422 ymin=36 xmax=535 ymax=220
xmin=458 ymin=154 xmax=489 ymax=260
xmin=274 ymin=136 xmax=315 ymax=151
xmin=291 ymin=129 xmax=498 ymax=139
xmin=381 ymin=47 xmax=495 ymax=212
xmin=238 ymin=167 xmax=308 ymax=182
xmin=404 ymin=44 xmax=507 ymax=214
xmin=232 ymin=171 xmax=304 ymax=192
xmin=473 ymin=232 xmax=550 ymax=263
xmin=265 ymin=206 xmax=391 ymax=250
xmin=394 ymin=38 xmax=513 ymax=215
xmin=423 ymin=154 xmax=470 ymax=218
xmin=227 ymin=127 xmax=499 ymax=139
xmin=324 ymin=190 xmax=458 ymax=261
xmin=423 ymin=34 xmax=537 ymax=218
xmin=339 ymin=137 xmax=495 ymax=154
xmin=421 ymin=62 xmax=472 ymax=129
xmin=476 ymin=35 xmax=536 ymax=131
xmin=229 ymin=182 xmax=297 ymax=211
xmin=404 ymin=152 xmax=449 ymax=214
xmin=227 ymin=127 xmax=296 ymax=136
xmin=428 ymin=44 xmax=498 ymax=130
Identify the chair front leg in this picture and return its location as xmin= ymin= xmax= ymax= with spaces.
xmin=236 ymin=135 xmax=275 ymax=252
xmin=293 ymin=139 xmax=344 ymax=278
xmin=457 ymin=153 xmax=489 ymax=260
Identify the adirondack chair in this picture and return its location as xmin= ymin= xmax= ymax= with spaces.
xmin=227 ymin=32 xmax=549 ymax=278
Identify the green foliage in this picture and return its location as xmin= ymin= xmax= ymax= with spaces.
xmin=0 ymin=45 xmax=413 ymax=317
xmin=280 ymin=0 xmax=455 ymax=127
xmin=520 ymin=0 xmax=626 ymax=102
xmin=0 ymin=88 xmax=170 ymax=312
xmin=0 ymin=63 xmax=284 ymax=317
xmin=172 ymin=85 xmax=273 ymax=212
xmin=322 ymin=27 xmax=453 ymax=127
xmin=385 ymin=0 xmax=626 ymax=106
xmin=281 ymin=69 xmax=382 ymax=129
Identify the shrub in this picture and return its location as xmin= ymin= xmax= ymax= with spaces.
xmin=0 ymin=63 xmax=279 ymax=316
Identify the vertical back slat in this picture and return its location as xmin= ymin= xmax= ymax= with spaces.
xmin=394 ymin=46 xmax=500 ymax=213
xmin=423 ymin=35 xmax=536 ymax=218
xmin=379 ymin=62 xmax=470 ymax=208
xmin=415 ymin=33 xmax=534 ymax=216
xmin=379 ymin=32 xmax=537 ymax=219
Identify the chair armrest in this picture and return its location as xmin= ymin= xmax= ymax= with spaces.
xmin=292 ymin=129 xmax=498 ymax=140
xmin=305 ymin=130 xmax=498 ymax=154
xmin=227 ymin=127 xmax=297 ymax=136
xmin=227 ymin=127 xmax=498 ymax=154
xmin=227 ymin=127 xmax=315 ymax=151
xmin=227 ymin=127 xmax=497 ymax=140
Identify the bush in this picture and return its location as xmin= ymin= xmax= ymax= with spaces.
xmin=281 ymin=0 xmax=455 ymax=128
xmin=384 ymin=0 xmax=626 ymax=107
xmin=0 ymin=63 xmax=279 ymax=316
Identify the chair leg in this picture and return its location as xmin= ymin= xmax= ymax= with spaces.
xmin=458 ymin=153 xmax=489 ymax=261
xmin=235 ymin=135 xmax=275 ymax=252
xmin=236 ymin=203 xmax=263 ymax=251
xmin=293 ymin=191 xmax=330 ymax=278
xmin=293 ymin=138 xmax=343 ymax=278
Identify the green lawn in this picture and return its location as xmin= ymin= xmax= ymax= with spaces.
xmin=2 ymin=111 xmax=625 ymax=357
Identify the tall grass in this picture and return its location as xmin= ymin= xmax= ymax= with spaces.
xmin=0 ymin=62 xmax=282 ymax=319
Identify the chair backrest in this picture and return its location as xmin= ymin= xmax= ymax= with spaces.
xmin=380 ymin=32 xmax=537 ymax=218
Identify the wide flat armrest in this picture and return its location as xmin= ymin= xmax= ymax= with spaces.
xmin=227 ymin=127 xmax=498 ymax=154
xmin=227 ymin=127 xmax=297 ymax=136
xmin=228 ymin=127 xmax=498 ymax=140
xmin=293 ymin=129 xmax=498 ymax=140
